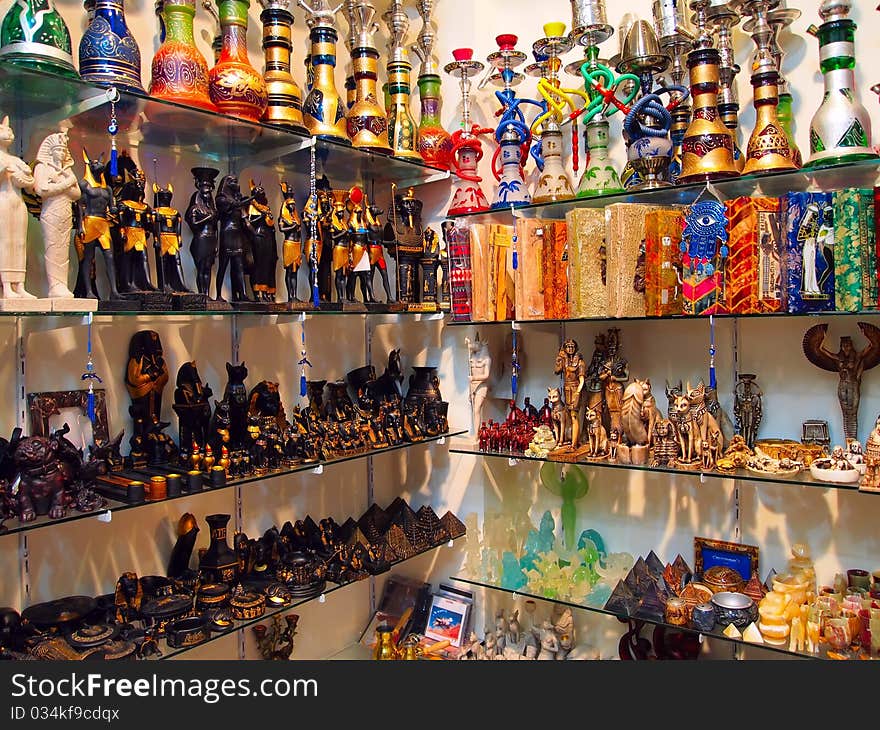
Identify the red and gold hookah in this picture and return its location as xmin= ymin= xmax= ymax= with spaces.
xmin=444 ymin=48 xmax=493 ymax=216
xmin=529 ymin=22 xmax=590 ymax=204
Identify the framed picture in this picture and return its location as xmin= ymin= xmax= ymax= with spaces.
xmin=27 ymin=389 xmax=109 ymax=447
xmin=423 ymin=590 xmax=471 ymax=648
xmin=694 ymin=536 xmax=760 ymax=582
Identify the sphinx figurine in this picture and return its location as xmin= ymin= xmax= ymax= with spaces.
xmin=31 ymin=130 xmax=81 ymax=301
xmin=0 ymin=115 xmax=36 ymax=302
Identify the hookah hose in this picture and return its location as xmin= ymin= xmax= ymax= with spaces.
xmin=450 ymin=125 xmax=494 ymax=182
xmin=490 ymin=88 xmax=541 ymax=180
xmin=530 ymin=78 xmax=591 ymax=173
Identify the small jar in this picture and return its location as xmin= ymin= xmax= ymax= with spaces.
xmin=148 ymin=476 xmax=167 ymax=501
xmin=210 ymin=465 xmax=227 ymax=488
xmin=187 ymin=470 xmax=204 ymax=492
xmin=166 ymin=473 xmax=182 ymax=498
xmin=848 ymin=569 xmax=871 ymax=591
xmin=127 ymin=481 xmax=145 ymax=503
xmin=691 ymin=602 xmax=716 ymax=633
xmin=373 ymin=625 xmax=396 ymax=660
xmin=665 ymin=597 xmax=688 ymax=626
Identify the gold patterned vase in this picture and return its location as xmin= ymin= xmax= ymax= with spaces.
xmin=259 ymin=0 xmax=307 ymax=132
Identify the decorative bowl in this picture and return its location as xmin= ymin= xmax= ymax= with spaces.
xmin=711 ymin=591 xmax=758 ymax=629
xmin=809 ymin=460 xmax=861 ymax=484
xmin=702 ymin=566 xmax=745 ymax=594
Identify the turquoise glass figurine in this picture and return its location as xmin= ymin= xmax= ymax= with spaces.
xmin=0 ymin=0 xmax=78 ymax=77
xmin=500 ymin=551 xmax=527 ymax=591
xmin=539 ymin=462 xmax=589 ymax=552
xmin=79 ymin=0 xmax=145 ymax=93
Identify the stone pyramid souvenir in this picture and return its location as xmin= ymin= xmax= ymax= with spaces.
xmin=347 ymin=526 xmax=372 ymax=549
xmin=604 ymin=580 xmax=637 ymax=615
xmin=416 ymin=505 xmax=445 ymax=546
xmin=280 ymin=521 xmax=296 ymax=544
xmin=664 ymin=555 xmax=693 ymax=596
xmin=385 ymin=524 xmax=416 ymax=561
xmin=636 ymin=581 xmax=667 ymax=620
xmin=624 ymin=563 xmax=640 ymax=594
xmin=385 ymin=496 xmax=410 ymax=521
xmin=337 ymin=517 xmax=359 ymax=545
xmin=389 ymin=501 xmax=420 ymax=545
xmin=291 ymin=519 xmax=310 ymax=549
xmin=439 ymin=511 xmax=467 ymax=540
xmin=742 ymin=571 xmax=767 ymax=605
xmin=358 ymin=502 xmax=390 ymax=537
xmin=645 ymin=550 xmax=665 ymax=578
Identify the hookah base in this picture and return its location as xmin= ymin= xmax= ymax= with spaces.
xmin=803 ymin=150 xmax=878 ymax=170
xmin=447 ymin=204 xmax=489 ymax=217
xmin=677 ymin=170 xmax=741 ymax=185
xmin=625 ymin=180 xmax=674 ymax=191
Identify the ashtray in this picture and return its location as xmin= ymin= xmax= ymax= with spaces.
xmin=165 ymin=615 xmax=211 ymax=649
xmin=711 ymin=591 xmax=757 ymax=629
xmin=67 ymin=623 xmax=117 ymax=649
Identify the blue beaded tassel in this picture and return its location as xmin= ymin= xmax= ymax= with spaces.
xmin=108 ymin=94 xmax=119 ymax=177
xmin=80 ymin=313 xmax=103 ymax=422
xmin=511 ymin=328 xmax=520 ymax=397
xmin=308 ymin=144 xmax=320 ymax=309
xmin=298 ymin=324 xmax=311 ymax=398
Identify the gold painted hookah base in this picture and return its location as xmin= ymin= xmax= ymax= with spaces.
xmin=386 ymin=59 xmax=421 ymax=160
xmin=743 ymin=67 xmax=798 ymax=174
xmin=302 ymin=24 xmax=349 ymax=143
xmin=346 ymin=46 xmax=391 ymax=153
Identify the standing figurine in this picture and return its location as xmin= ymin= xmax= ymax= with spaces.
xmin=329 ymin=190 xmax=350 ymax=303
xmin=115 ymin=166 xmax=155 ymax=294
xmin=301 ymin=186 xmax=323 ymax=303
xmin=366 ymin=201 xmax=392 ymax=302
xmin=733 ymin=373 xmax=763 ymax=449
xmin=466 ymin=333 xmax=491 ymax=442
xmin=244 ymin=181 xmax=278 ymax=302
xmin=346 ymin=186 xmax=373 ymax=303
xmin=184 ymin=167 xmax=219 ymax=298
xmin=0 ymin=116 xmax=36 ymax=300
xmin=387 ymin=185 xmax=424 ymax=303
xmin=214 ymin=174 xmax=253 ymax=303
xmin=172 ymin=361 xmax=213 ymax=456
xmin=74 ymin=150 xmax=120 ymax=300
xmin=554 ymin=339 xmax=586 ymax=452
xmin=277 ymin=181 xmax=302 ymax=303
xmin=124 ymin=330 xmax=170 ymax=466
xmin=32 ymin=131 xmax=81 ymax=300
xmin=151 ymin=181 xmax=191 ymax=294
xmin=803 ymin=322 xmax=880 ymax=442
xmin=599 ymin=328 xmax=628 ymax=438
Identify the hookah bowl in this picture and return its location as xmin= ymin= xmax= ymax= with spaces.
xmin=485 ymin=33 xmax=532 ymax=208
xmin=677 ymin=0 xmax=739 ymax=183
xmin=804 ymin=0 xmax=876 ymax=167
xmin=445 ymin=48 xmax=491 ymax=216
xmin=764 ymin=0 xmax=802 ymax=166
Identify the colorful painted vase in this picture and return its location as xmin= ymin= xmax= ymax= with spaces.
xmin=0 ymin=0 xmax=78 ymax=78
xmin=416 ymin=74 xmax=452 ymax=168
xmin=149 ymin=0 xmax=216 ymax=111
xmin=301 ymin=19 xmax=348 ymax=142
xmin=208 ymin=0 xmax=268 ymax=123
xmin=79 ymin=0 xmax=145 ymax=93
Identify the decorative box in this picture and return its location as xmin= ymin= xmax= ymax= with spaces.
xmin=644 ymin=208 xmax=684 ymax=317
xmin=833 ymin=188 xmax=876 ymax=312
xmin=565 ymin=207 xmax=606 ymax=318
xmin=445 ymin=223 xmax=473 ymax=322
xmin=542 ymin=220 xmax=568 ymax=320
xmin=724 ymin=196 xmax=783 ymax=314
xmin=605 ymin=203 xmax=663 ymax=318
xmin=514 ymin=219 xmax=546 ymax=321
xmin=470 ymin=223 xmax=515 ymax=321
xmin=467 ymin=223 xmax=490 ymax=321
xmin=782 ymin=192 xmax=835 ymax=313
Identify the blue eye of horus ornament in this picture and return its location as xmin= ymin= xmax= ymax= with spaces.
xmin=681 ymin=200 xmax=729 ymax=276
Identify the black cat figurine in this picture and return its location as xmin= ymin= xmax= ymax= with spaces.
xmin=223 ymin=362 xmax=248 ymax=450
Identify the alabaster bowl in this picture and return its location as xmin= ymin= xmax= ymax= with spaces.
xmin=703 ymin=565 xmax=745 ymax=594
xmin=711 ymin=591 xmax=758 ymax=629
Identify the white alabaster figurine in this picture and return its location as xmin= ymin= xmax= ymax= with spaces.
xmin=33 ymin=131 xmax=81 ymax=299
xmin=466 ymin=332 xmax=492 ymax=441
xmin=0 ymin=115 xmax=36 ymax=300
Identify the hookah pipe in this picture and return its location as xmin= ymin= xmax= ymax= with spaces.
xmin=448 ymin=49 xmax=493 ymax=184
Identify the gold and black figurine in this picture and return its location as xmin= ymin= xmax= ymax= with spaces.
xmin=678 ymin=0 xmax=739 ymax=183
xmin=299 ymin=0 xmax=349 ymax=142
xmin=383 ymin=0 xmax=421 ymax=160
xmin=345 ymin=0 xmax=391 ymax=152
xmin=742 ymin=0 xmax=798 ymax=173
xmin=259 ymin=0 xmax=309 ymax=133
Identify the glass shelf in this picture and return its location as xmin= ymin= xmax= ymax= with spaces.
xmin=0 ymin=307 xmax=451 ymax=320
xmin=448 ymin=577 xmax=868 ymax=661
xmin=448 ymin=157 xmax=880 ymax=222
xmin=0 ymin=65 xmax=448 ymax=188
xmin=0 ymin=431 xmax=466 ymax=539
xmin=153 ymin=536 xmax=462 ymax=660
xmin=447 ymin=309 xmax=880 ymax=327
xmin=448 ymin=442 xmax=880 ymax=494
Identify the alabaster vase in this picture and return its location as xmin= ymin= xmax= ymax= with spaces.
xmin=208 ymin=0 xmax=268 ymax=122
xmin=150 ymin=0 xmax=216 ymax=112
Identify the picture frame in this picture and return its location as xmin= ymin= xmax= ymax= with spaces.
xmin=694 ymin=536 xmax=760 ymax=582
xmin=423 ymin=588 xmax=472 ymax=648
xmin=27 ymin=389 xmax=110 ymax=446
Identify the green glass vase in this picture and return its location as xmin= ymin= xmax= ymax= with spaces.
xmin=0 ymin=0 xmax=78 ymax=78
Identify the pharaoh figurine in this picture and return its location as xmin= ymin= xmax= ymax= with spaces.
xmin=301 ymin=188 xmax=324 ymax=302
xmin=277 ymin=181 xmax=302 ymax=303
xmin=466 ymin=333 xmax=491 ymax=441
xmin=244 ymin=181 xmax=278 ymax=302
xmin=345 ymin=186 xmax=373 ymax=303
xmin=554 ymin=339 xmax=586 ymax=452
xmin=388 ymin=186 xmax=424 ymax=303
xmin=74 ymin=150 xmax=120 ymax=300
xmin=172 ymin=361 xmax=214 ymax=457
xmin=315 ymin=175 xmax=334 ymax=301
xmin=366 ymin=202 xmax=392 ymax=302
xmin=420 ymin=226 xmax=441 ymax=304
xmin=124 ymin=331 xmax=170 ymax=465
xmin=214 ymin=174 xmax=253 ymax=303
xmin=115 ymin=165 xmax=156 ymax=293
xmin=151 ymin=181 xmax=191 ymax=293
xmin=184 ymin=167 xmax=220 ymax=297
xmin=733 ymin=374 xmax=763 ymax=450
xmin=585 ymin=333 xmax=608 ymax=412
xmin=599 ymin=328 xmax=628 ymax=438
xmin=32 ymin=131 xmax=80 ymax=300
xmin=329 ymin=190 xmax=350 ymax=303
xmin=0 ymin=115 xmax=36 ymax=300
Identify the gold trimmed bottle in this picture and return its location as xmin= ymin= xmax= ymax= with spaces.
xmin=299 ymin=0 xmax=349 ymax=142
xmin=208 ymin=0 xmax=268 ymax=122
xmin=345 ymin=0 xmax=390 ymax=152
xmin=383 ymin=0 xmax=420 ymax=160
xmin=258 ymin=0 xmax=308 ymax=132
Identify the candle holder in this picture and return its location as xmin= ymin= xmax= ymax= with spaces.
xmin=344 ymin=0 xmax=390 ymax=153
xmin=741 ymin=0 xmax=798 ymax=173
xmin=259 ymin=0 xmax=308 ymax=132
xmin=677 ymin=0 xmax=739 ymax=183
xmin=299 ymin=0 xmax=349 ymax=142
xmin=444 ymin=48 xmax=493 ymax=216
xmin=804 ymin=0 xmax=876 ymax=167
xmin=412 ymin=0 xmax=453 ymax=168
xmin=485 ymin=34 xmax=534 ymax=207
xmin=384 ymin=0 xmax=421 ymax=160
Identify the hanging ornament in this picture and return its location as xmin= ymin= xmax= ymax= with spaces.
xmin=107 ymin=92 xmax=119 ymax=177
xmin=298 ymin=323 xmax=311 ymax=397
xmin=511 ymin=328 xmax=520 ymax=397
xmin=80 ymin=312 xmax=103 ymax=422
xmin=308 ymin=143 xmax=320 ymax=309
xmin=680 ymin=185 xmax=729 ymax=316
